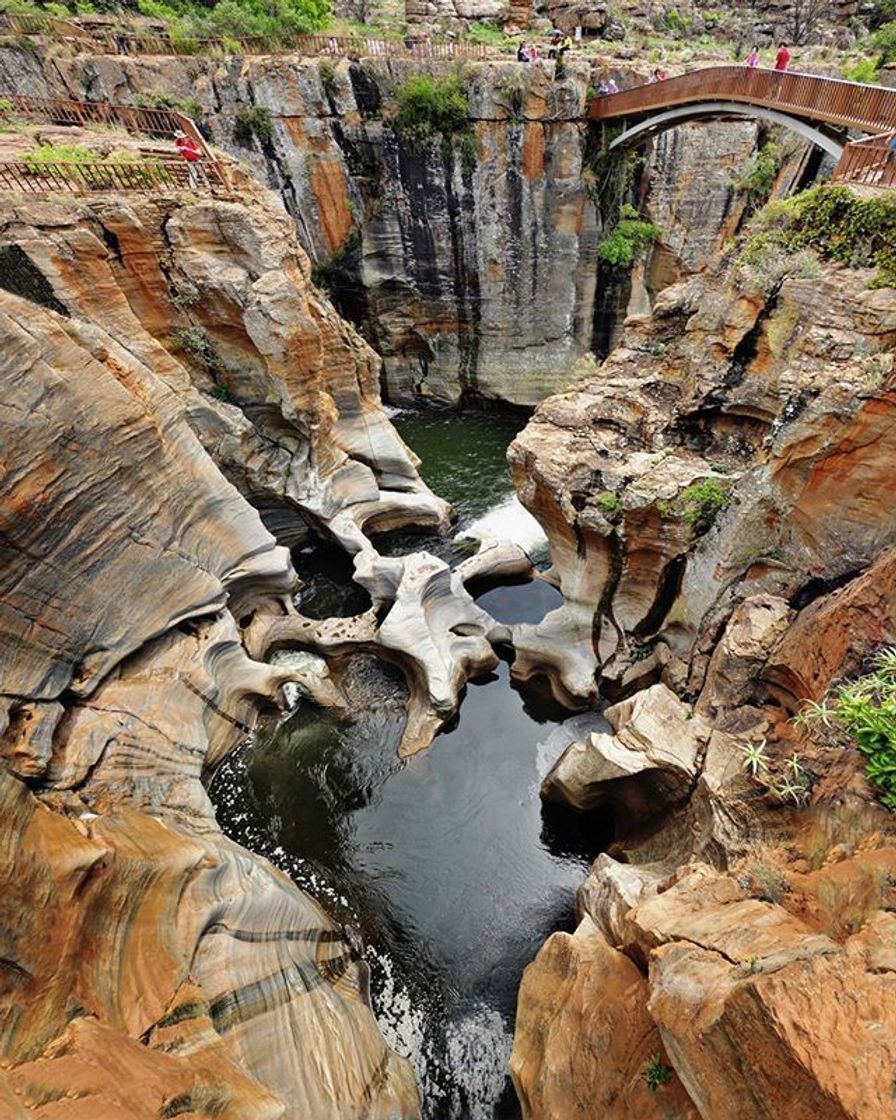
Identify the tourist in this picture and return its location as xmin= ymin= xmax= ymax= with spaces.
xmin=889 ymin=132 xmax=896 ymax=167
xmin=557 ymin=30 xmax=573 ymax=60
xmin=174 ymin=130 xmax=204 ymax=188
xmin=649 ymin=67 xmax=668 ymax=83
xmin=597 ymin=77 xmax=619 ymax=96
xmin=547 ymin=29 xmax=562 ymax=58
xmin=606 ymin=76 xmax=619 ymax=94
xmin=517 ymin=41 xmax=528 ymax=61
xmin=746 ymin=44 xmax=760 ymax=68
xmin=774 ymin=42 xmax=790 ymax=71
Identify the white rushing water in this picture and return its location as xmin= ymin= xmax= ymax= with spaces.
xmin=456 ymin=495 xmax=547 ymax=553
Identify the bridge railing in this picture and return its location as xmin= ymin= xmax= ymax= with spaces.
xmin=1 ymin=16 xmax=494 ymax=59
xmin=0 ymin=155 xmax=226 ymax=193
xmin=591 ymin=65 xmax=896 ymax=137
xmin=833 ymin=131 xmax=896 ymax=189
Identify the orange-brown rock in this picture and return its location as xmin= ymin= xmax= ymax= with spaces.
xmin=510 ymin=916 xmax=699 ymax=1120
xmin=0 ymin=189 xmax=430 ymax=1114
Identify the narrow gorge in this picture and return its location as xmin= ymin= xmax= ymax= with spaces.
xmin=1 ymin=17 xmax=896 ymax=1120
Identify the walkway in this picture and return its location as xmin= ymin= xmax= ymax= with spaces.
xmin=0 ymin=95 xmax=227 ymax=193
xmin=0 ymin=14 xmax=492 ymax=60
xmin=590 ymin=66 xmax=896 ymax=189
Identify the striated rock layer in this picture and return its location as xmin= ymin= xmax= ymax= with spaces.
xmin=0 ymin=179 xmax=449 ymax=1116
xmin=0 ymin=46 xmax=798 ymax=406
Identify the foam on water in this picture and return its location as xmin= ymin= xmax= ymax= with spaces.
xmin=456 ymin=495 xmax=547 ymax=553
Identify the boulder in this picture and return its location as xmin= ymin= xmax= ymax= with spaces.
xmin=541 ymin=684 xmax=711 ymax=826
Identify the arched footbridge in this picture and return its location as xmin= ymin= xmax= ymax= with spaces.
xmin=589 ymin=66 xmax=896 ymax=188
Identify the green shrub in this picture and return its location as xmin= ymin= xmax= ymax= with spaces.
xmin=597 ymin=491 xmax=622 ymax=515
xmin=678 ymin=477 xmax=730 ymax=526
xmin=171 ymin=324 xmax=220 ymax=368
xmin=802 ymin=648 xmax=896 ymax=811
xmin=732 ymin=140 xmax=781 ymax=210
xmin=643 ymin=1054 xmax=673 ymax=1092
xmin=872 ymin=19 xmax=896 ymax=63
xmin=234 ymin=104 xmax=273 ymax=146
xmin=463 ymin=20 xmax=511 ymax=47
xmin=842 ymin=57 xmax=879 ymax=83
xmin=395 ymin=73 xmax=469 ymax=143
xmin=133 ymin=91 xmax=202 ymax=117
xmin=739 ymin=185 xmax=896 ymax=290
xmin=597 ymin=203 xmax=662 ymax=268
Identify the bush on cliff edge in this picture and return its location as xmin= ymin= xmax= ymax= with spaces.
xmin=739 ymin=185 xmax=896 ymax=291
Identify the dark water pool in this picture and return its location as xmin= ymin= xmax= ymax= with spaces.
xmin=211 ymin=412 xmax=607 ymax=1118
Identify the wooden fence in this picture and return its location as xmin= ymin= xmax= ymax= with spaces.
xmin=4 ymin=94 xmax=183 ymax=137
xmin=832 ymin=131 xmax=896 ymax=189
xmin=1 ymin=15 xmax=495 ymax=59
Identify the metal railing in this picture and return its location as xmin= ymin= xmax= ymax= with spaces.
xmin=1 ymin=15 xmax=495 ymax=59
xmin=590 ymin=66 xmax=896 ymax=137
xmin=4 ymin=94 xmax=183 ymax=137
xmin=0 ymin=156 xmax=224 ymax=193
xmin=832 ymin=130 xmax=896 ymax=189
xmin=0 ymin=95 xmax=226 ymax=193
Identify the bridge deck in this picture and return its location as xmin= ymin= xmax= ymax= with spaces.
xmin=590 ymin=66 xmax=896 ymax=137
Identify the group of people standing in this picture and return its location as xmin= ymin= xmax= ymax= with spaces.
xmin=516 ymin=28 xmax=573 ymax=63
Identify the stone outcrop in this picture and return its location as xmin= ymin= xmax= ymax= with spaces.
xmin=541 ymin=684 xmax=711 ymax=826
xmin=511 ymin=211 xmax=896 ymax=1119
xmin=509 ymin=248 xmax=896 ymax=706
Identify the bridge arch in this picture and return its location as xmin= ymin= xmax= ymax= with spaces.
xmin=606 ymin=102 xmax=845 ymax=160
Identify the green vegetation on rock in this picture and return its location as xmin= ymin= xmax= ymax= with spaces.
xmin=394 ymin=73 xmax=475 ymax=166
xmin=597 ymin=203 xmax=661 ymax=269
xmin=739 ymin=185 xmax=896 ymax=291
xmin=796 ymin=647 xmax=896 ymax=811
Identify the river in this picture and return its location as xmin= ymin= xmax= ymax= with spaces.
xmin=211 ymin=410 xmax=607 ymax=1119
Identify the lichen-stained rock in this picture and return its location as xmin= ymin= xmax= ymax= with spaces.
xmin=541 ymin=684 xmax=711 ymax=824
xmin=510 ymin=915 xmax=699 ymax=1120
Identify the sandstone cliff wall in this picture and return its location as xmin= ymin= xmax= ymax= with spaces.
xmin=0 ymin=47 xmax=795 ymax=407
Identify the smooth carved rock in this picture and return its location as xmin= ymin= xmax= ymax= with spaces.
xmin=510 ymin=915 xmax=699 ymax=1120
xmin=0 ymin=243 xmax=421 ymax=1113
xmin=508 ymin=259 xmax=896 ymax=700
xmin=541 ymin=684 xmax=711 ymax=825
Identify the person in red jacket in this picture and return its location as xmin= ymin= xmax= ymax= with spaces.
xmin=174 ymin=129 xmax=204 ymax=188
xmin=774 ymin=42 xmax=791 ymax=71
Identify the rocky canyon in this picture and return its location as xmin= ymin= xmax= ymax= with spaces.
xmin=1 ymin=23 xmax=896 ymax=1120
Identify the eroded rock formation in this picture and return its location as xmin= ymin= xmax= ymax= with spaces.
xmin=510 ymin=209 xmax=896 ymax=1119
xmin=0 ymin=170 xmax=511 ymax=1115
xmin=0 ymin=46 xmax=798 ymax=407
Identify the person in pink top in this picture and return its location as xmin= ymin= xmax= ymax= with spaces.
xmin=774 ymin=42 xmax=790 ymax=71
xmin=746 ymin=45 xmax=760 ymax=68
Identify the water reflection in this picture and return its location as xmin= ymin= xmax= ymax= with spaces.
xmin=212 ymin=584 xmax=605 ymax=1118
